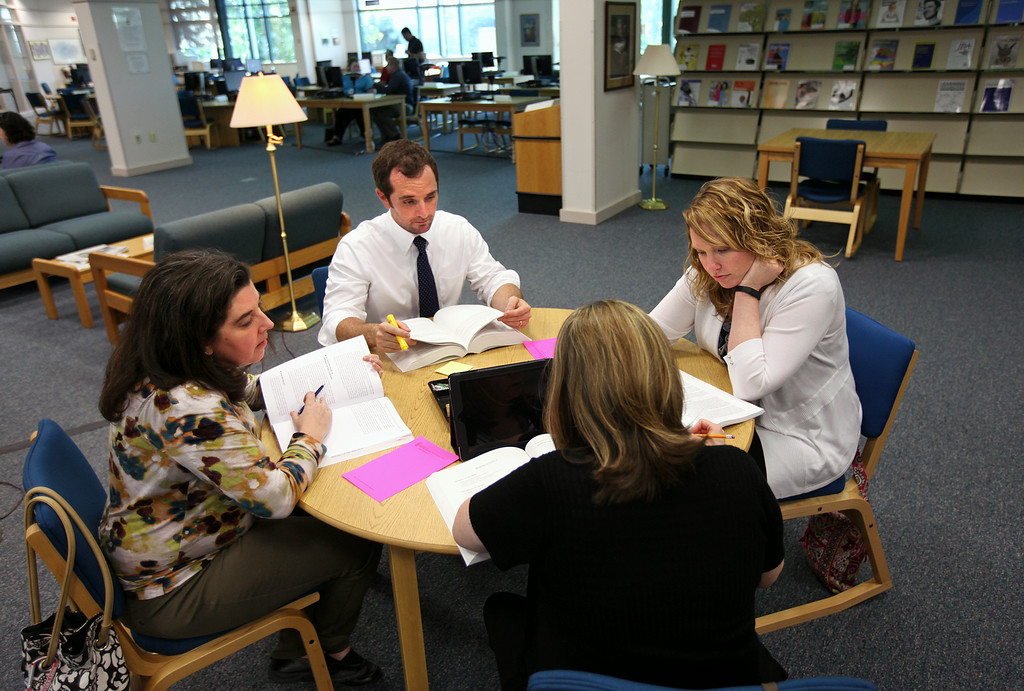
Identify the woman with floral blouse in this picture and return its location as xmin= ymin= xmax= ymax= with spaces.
xmin=98 ymin=249 xmax=383 ymax=686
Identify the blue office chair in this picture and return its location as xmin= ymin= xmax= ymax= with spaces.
xmin=756 ymin=309 xmax=917 ymax=634
xmin=313 ymin=265 xmax=329 ymax=316
xmin=826 ymin=119 xmax=887 ymax=131
xmin=826 ymin=119 xmax=887 ymax=229
xmin=27 ymin=91 xmax=64 ymax=136
xmin=783 ymin=136 xmax=870 ymax=258
xmin=57 ymin=91 xmax=97 ymax=140
xmin=23 ymin=419 xmax=334 ymax=690
xmin=527 ymin=670 xmax=878 ymax=690
xmin=177 ymin=90 xmax=215 ymax=150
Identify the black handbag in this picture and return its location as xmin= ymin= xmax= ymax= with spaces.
xmin=21 ymin=606 xmax=129 ymax=691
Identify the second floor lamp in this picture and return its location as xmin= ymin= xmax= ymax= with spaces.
xmin=633 ymin=45 xmax=681 ymax=210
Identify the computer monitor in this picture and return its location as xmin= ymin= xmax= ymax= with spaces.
xmin=357 ymin=58 xmax=373 ymax=75
xmin=326 ymin=66 xmax=344 ymax=88
xmin=70 ymin=64 xmax=92 ymax=88
xmin=223 ymin=57 xmax=244 ymax=71
xmin=245 ymin=58 xmax=262 ymax=74
xmin=315 ymin=60 xmax=332 ymax=87
xmin=183 ymin=71 xmax=206 ymax=93
xmin=223 ymin=69 xmax=245 ymax=94
xmin=347 ymin=52 xmax=360 ymax=65
xmin=472 ymin=52 xmax=495 ymax=68
xmin=209 ymin=58 xmax=223 ymax=71
xmin=370 ymin=50 xmax=387 ymax=70
xmin=445 ymin=60 xmax=482 ymax=87
xmin=522 ymin=54 xmax=554 ymax=78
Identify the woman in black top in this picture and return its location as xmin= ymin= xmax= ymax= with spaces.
xmin=453 ymin=299 xmax=787 ymax=690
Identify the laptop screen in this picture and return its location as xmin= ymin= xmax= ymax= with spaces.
xmin=448 ymin=360 xmax=550 ymax=461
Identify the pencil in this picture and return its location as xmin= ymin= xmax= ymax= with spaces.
xmin=387 ymin=314 xmax=409 ymax=350
xmin=694 ymin=433 xmax=735 ymax=439
xmin=297 ymin=384 xmax=325 ymax=415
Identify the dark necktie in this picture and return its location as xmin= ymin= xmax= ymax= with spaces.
xmin=413 ymin=236 xmax=440 ymax=318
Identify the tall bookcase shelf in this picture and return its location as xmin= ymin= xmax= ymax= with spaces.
xmin=668 ymin=0 xmax=1024 ymax=196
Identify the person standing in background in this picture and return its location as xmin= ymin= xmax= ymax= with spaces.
xmin=401 ymin=27 xmax=426 ymax=62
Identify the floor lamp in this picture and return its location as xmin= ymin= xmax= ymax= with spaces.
xmin=633 ymin=45 xmax=681 ymax=210
xmin=229 ymin=74 xmax=315 ymax=331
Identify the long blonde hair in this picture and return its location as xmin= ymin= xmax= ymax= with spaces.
xmin=544 ymin=300 xmax=704 ymax=504
xmin=683 ymin=177 xmax=823 ymax=316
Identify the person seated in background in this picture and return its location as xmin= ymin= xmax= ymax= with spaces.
xmin=377 ymin=48 xmax=395 ymax=86
xmin=452 ymin=299 xmax=788 ymax=690
xmin=318 ymin=140 xmax=530 ymax=351
xmin=98 ymin=249 xmax=383 ymax=687
xmin=371 ymin=55 xmax=413 ymax=145
xmin=650 ymin=177 xmax=861 ymax=499
xmin=0 ymin=111 xmax=57 ymax=169
xmin=326 ymin=61 xmax=374 ymax=146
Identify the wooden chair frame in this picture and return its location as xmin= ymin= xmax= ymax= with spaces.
xmin=181 ymin=95 xmax=216 ymax=150
xmin=784 ymin=139 xmax=871 ymax=259
xmin=24 ymin=486 xmax=332 ymax=691
xmin=90 ymin=211 xmax=351 ymax=344
xmin=755 ymin=348 xmax=919 ymax=634
xmin=57 ymin=94 xmax=99 ymax=140
xmin=26 ymin=92 xmax=64 ymax=136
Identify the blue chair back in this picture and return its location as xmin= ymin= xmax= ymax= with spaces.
xmin=296 ymin=76 xmax=311 ymax=87
xmin=313 ymin=265 xmax=328 ymax=316
xmin=827 ymin=119 xmax=887 ymax=131
xmin=845 ymin=308 xmax=916 ymax=439
xmin=177 ymin=91 xmax=202 ymax=122
xmin=527 ymin=670 xmax=879 ymax=690
xmin=796 ymin=137 xmax=864 ymax=184
xmin=41 ymin=82 xmax=52 ymax=95
xmin=23 ymin=419 xmax=126 ymax=618
xmin=61 ymin=92 xmax=90 ymax=118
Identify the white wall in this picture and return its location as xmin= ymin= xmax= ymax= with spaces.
xmin=11 ymin=0 xmax=84 ymax=94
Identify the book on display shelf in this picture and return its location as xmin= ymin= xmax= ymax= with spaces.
xmin=765 ymin=43 xmax=791 ymax=70
xmin=738 ymin=1 xmax=767 ymax=31
xmin=795 ymin=79 xmax=822 ymax=108
xmin=707 ymin=4 xmax=732 ymax=31
xmin=830 ymin=79 xmax=859 ymax=109
xmin=706 ymin=44 xmax=727 ymax=70
xmin=676 ymin=43 xmax=700 ymax=70
xmin=762 ymin=78 xmax=790 ymax=108
xmin=987 ymin=35 xmax=1020 ymax=69
xmin=912 ymin=41 xmax=936 ymax=69
xmin=868 ymin=39 xmax=899 ymax=70
xmin=736 ymin=43 xmax=761 ymax=69
xmin=707 ymin=79 xmax=731 ymax=106
xmin=876 ymin=0 xmax=907 ymax=28
xmin=946 ymin=38 xmax=975 ymax=69
xmin=732 ymin=80 xmax=757 ymax=106
xmin=774 ymin=8 xmax=792 ymax=29
xmin=802 ymin=0 xmax=829 ymax=29
xmin=934 ymin=79 xmax=968 ymax=112
xmin=676 ymin=79 xmax=702 ymax=106
xmin=953 ymin=0 xmax=982 ymax=23
xmin=833 ymin=41 xmax=862 ymax=70
xmin=676 ymin=4 xmax=702 ymax=33
xmin=980 ymin=78 xmax=1014 ymax=112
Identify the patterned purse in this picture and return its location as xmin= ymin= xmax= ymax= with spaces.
xmin=21 ymin=606 xmax=129 ymax=691
xmin=798 ymin=453 xmax=869 ymax=594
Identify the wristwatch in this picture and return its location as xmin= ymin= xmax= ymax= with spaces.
xmin=734 ymin=285 xmax=762 ymax=300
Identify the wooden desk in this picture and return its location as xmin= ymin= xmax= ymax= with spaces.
xmin=296 ymin=95 xmax=407 ymax=154
xmin=31 ymin=234 xmax=153 ymax=329
xmin=200 ymin=100 xmax=241 ymax=146
xmin=756 ymin=128 xmax=936 ymax=261
xmin=261 ymin=308 xmax=751 ymax=690
xmin=418 ymin=96 xmax=548 ymax=156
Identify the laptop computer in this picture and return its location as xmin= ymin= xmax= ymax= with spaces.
xmin=442 ymin=359 xmax=550 ymax=461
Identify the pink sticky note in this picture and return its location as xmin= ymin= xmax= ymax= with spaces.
xmin=524 ymin=338 xmax=556 ymax=360
xmin=342 ymin=437 xmax=458 ymax=503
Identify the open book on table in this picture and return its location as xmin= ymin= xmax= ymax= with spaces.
xmin=679 ymin=370 xmax=764 ymax=428
xmin=386 ymin=304 xmax=528 ymax=372
xmin=261 ymin=337 xmax=413 ymax=466
xmin=426 ymin=433 xmax=554 ymax=566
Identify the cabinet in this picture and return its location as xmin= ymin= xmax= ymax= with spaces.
xmin=669 ymin=0 xmax=1024 ymax=196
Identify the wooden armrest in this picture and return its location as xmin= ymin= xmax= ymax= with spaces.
xmin=88 ymin=252 xmax=155 ymax=278
xmin=101 ymin=186 xmax=153 ymax=220
xmin=339 ymin=211 xmax=352 ymax=238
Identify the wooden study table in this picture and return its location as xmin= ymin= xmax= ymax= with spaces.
xmin=418 ymin=95 xmax=549 ymax=156
xmin=295 ymin=94 xmax=407 ymax=154
xmin=260 ymin=307 xmax=751 ymax=690
xmin=756 ymin=128 xmax=936 ymax=261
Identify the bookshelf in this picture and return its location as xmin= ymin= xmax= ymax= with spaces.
xmin=669 ymin=0 xmax=1024 ymax=196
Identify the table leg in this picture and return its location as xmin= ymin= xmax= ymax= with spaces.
xmin=756 ymin=153 xmax=770 ymax=188
xmin=400 ymin=105 xmax=408 ymax=141
xmin=33 ymin=269 xmax=59 ymax=321
xmin=913 ymin=150 xmax=931 ymax=230
xmin=389 ymin=546 xmax=430 ymax=690
xmin=295 ymin=122 xmax=303 ymax=149
xmin=69 ymin=274 xmax=94 ymax=328
xmin=895 ymin=163 xmax=917 ymax=262
xmin=363 ymin=107 xmax=374 ymax=154
xmin=421 ymin=110 xmax=432 ymax=153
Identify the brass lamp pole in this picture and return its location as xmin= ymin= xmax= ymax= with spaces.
xmin=229 ymin=73 xmax=316 ymax=331
xmin=633 ymin=45 xmax=682 ymax=210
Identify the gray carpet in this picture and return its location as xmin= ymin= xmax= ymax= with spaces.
xmin=0 ymin=126 xmax=1021 ymax=689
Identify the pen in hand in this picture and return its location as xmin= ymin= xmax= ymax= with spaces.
xmin=694 ymin=433 xmax=735 ymax=439
xmin=297 ymin=384 xmax=325 ymax=415
xmin=387 ymin=314 xmax=409 ymax=350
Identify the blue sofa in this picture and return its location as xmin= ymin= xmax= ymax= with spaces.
xmin=0 ymin=162 xmax=153 ymax=291
xmin=90 ymin=181 xmax=350 ymax=344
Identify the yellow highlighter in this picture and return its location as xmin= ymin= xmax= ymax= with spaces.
xmin=387 ymin=314 xmax=409 ymax=350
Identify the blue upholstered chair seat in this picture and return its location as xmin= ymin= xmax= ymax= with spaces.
xmin=796 ymin=179 xmax=866 ymax=204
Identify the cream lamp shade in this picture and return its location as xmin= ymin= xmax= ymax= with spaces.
xmin=229 ymin=74 xmax=308 ymax=128
xmin=633 ymin=44 xmax=682 ymax=78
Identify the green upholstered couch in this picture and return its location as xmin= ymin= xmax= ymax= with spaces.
xmin=90 ymin=181 xmax=350 ymax=344
xmin=0 ymin=162 xmax=153 ymax=291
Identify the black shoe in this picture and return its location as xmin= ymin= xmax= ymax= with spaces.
xmin=326 ymin=137 xmax=342 ymax=146
xmin=269 ymin=649 xmax=381 ymax=686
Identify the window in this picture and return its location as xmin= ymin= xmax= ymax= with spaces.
xmin=357 ymin=0 xmax=495 ymax=58
xmin=220 ymin=0 xmax=295 ymax=62
xmin=169 ymin=0 xmax=224 ymax=60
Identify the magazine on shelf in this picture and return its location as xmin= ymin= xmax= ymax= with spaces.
xmin=774 ymin=8 xmax=792 ymax=29
xmin=830 ymin=79 xmax=859 ymax=110
xmin=736 ymin=43 xmax=761 ymax=70
xmin=675 ymin=79 xmax=702 ymax=106
xmin=676 ymin=43 xmax=699 ymax=70
xmin=731 ymin=80 xmax=757 ymax=106
xmin=802 ymin=0 xmax=829 ymax=28
xmin=738 ymin=1 xmax=767 ymax=30
xmin=869 ymin=39 xmax=899 ymax=70
xmin=994 ymin=0 xmax=1024 ymax=23
xmin=875 ymin=0 xmax=907 ymax=27
xmin=934 ymin=79 xmax=968 ymax=112
xmin=765 ymin=43 xmax=791 ymax=70
xmin=707 ymin=4 xmax=732 ymax=31
xmin=914 ymin=0 xmax=944 ymax=26
xmin=833 ymin=41 xmax=862 ymax=70
xmin=705 ymin=44 xmax=726 ymax=70
xmin=385 ymin=304 xmax=528 ymax=373
xmin=261 ymin=336 xmax=414 ymax=466
xmin=763 ymin=79 xmax=790 ymax=108
xmin=946 ymin=38 xmax=975 ymax=69
xmin=707 ymin=80 xmax=730 ymax=106
xmin=912 ymin=41 xmax=936 ymax=69
xmin=953 ymin=0 xmax=983 ymax=23
xmin=987 ymin=35 xmax=1020 ymax=69
xmin=837 ymin=0 xmax=870 ymax=28
xmin=795 ymin=79 xmax=822 ymax=108
xmin=980 ymin=78 xmax=1014 ymax=112
xmin=676 ymin=4 xmax=702 ymax=33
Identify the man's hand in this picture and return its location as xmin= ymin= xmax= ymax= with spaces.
xmin=497 ymin=295 xmax=532 ymax=329
xmin=375 ymin=317 xmax=416 ymax=353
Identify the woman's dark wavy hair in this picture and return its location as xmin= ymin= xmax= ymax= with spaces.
xmin=0 ymin=111 xmax=36 ymax=144
xmin=99 ymin=249 xmax=252 ymax=421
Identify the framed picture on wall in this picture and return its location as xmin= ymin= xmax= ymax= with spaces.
xmin=48 ymin=38 xmax=87 ymax=65
xmin=29 ymin=41 xmax=52 ymax=61
xmin=605 ymin=2 xmax=637 ymax=90
xmin=521 ymin=14 xmax=540 ymax=47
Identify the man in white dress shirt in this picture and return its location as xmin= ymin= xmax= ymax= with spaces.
xmin=318 ymin=140 xmax=531 ymax=352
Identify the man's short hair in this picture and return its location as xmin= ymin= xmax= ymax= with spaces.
xmin=401 ymin=27 xmax=412 ymax=36
xmin=372 ymin=140 xmax=439 ymax=200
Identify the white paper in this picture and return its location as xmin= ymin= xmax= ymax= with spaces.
xmin=679 ymin=371 xmax=764 ymax=428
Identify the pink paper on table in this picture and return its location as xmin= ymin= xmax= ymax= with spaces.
xmin=342 ymin=436 xmax=458 ymax=502
xmin=524 ymin=337 xmax=556 ymax=360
